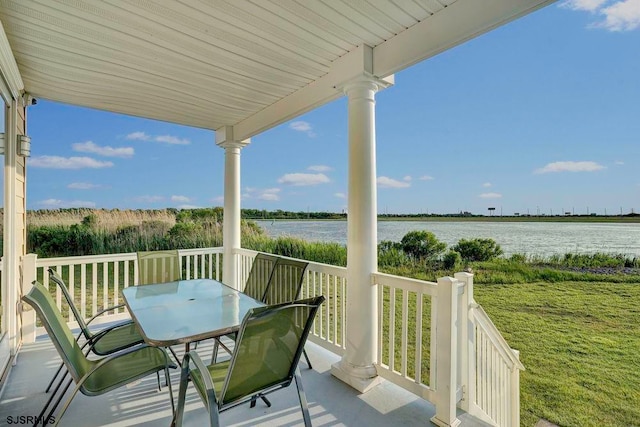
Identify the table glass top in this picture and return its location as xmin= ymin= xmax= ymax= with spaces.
xmin=121 ymin=279 xmax=264 ymax=346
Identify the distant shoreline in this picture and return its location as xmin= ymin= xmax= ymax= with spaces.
xmin=253 ymin=216 xmax=640 ymax=224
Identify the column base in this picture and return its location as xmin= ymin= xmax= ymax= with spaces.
xmin=330 ymin=360 xmax=382 ymax=393
xmin=430 ymin=415 xmax=461 ymax=427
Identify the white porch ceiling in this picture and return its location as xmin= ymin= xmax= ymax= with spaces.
xmin=0 ymin=0 xmax=553 ymax=140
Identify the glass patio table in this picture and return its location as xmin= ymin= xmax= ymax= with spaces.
xmin=121 ymin=279 xmax=264 ymax=353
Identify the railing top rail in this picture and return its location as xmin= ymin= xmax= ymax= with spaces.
xmin=372 ymin=272 xmax=437 ymax=294
xmin=472 ymin=304 xmax=525 ymax=370
xmin=178 ymin=247 xmax=223 ymax=255
xmin=35 ymin=252 xmax=138 ymax=265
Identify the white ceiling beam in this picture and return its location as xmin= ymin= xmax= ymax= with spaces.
xmin=0 ymin=20 xmax=23 ymax=102
xmin=373 ymin=0 xmax=556 ymax=78
xmin=232 ymin=45 xmax=393 ymax=141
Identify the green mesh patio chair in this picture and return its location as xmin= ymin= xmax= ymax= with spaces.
xmin=211 ymin=253 xmax=278 ymax=358
xmin=45 ymin=268 xmax=145 ymax=394
xmin=262 ymin=258 xmax=314 ymax=370
xmin=23 ymin=281 xmax=175 ymax=427
xmin=137 ymin=250 xmax=181 ymax=285
xmin=242 ymin=253 xmax=279 ymax=301
xmin=175 ymin=296 xmax=325 ymax=427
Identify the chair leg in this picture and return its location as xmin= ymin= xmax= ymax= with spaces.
xmin=45 ymin=362 xmax=64 ymax=393
xmin=211 ymin=339 xmax=220 ymax=364
xmin=50 ymin=381 xmax=83 ymax=427
xmin=174 ymin=359 xmax=191 ymax=427
xmin=303 ymin=348 xmax=312 ymax=370
xmin=165 ymin=366 xmax=175 ymax=415
xmin=157 ymin=371 xmax=162 ymax=391
xmin=294 ymin=368 xmax=312 ymax=427
xmin=168 ymin=346 xmax=182 ymax=367
xmin=36 ymin=373 xmax=71 ymax=426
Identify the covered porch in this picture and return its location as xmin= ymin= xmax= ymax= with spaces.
xmin=0 ymin=1 xmax=550 ymax=425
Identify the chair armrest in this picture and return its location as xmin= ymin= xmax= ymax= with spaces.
xmin=86 ymin=303 xmax=127 ymax=325
xmin=186 ymin=351 xmax=219 ymax=408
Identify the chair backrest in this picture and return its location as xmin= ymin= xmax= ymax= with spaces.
xmin=22 ymin=281 xmax=91 ymax=382
xmin=220 ymin=295 xmax=325 ymax=407
xmin=262 ymin=258 xmax=309 ymax=305
xmin=48 ymin=268 xmax=91 ymax=340
xmin=242 ymin=253 xmax=279 ymax=301
xmin=137 ymin=250 xmax=181 ymax=285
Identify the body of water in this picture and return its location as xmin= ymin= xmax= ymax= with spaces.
xmin=254 ymin=220 xmax=640 ymax=257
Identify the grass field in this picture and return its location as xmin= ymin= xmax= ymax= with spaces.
xmin=475 ymin=281 xmax=640 ymax=427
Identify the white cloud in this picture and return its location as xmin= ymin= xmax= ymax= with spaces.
xmin=212 ymin=196 xmax=224 ymax=204
xmin=155 ymin=135 xmax=190 ymax=145
xmin=177 ymin=204 xmax=201 ymax=209
xmin=334 ymin=192 xmax=346 ymax=199
xmin=134 ymin=195 xmax=165 ymax=203
xmin=308 ymin=165 xmax=332 ymax=172
xmin=171 ymin=195 xmax=192 ymax=203
xmin=126 ymin=131 xmax=151 ymax=141
xmin=243 ymin=187 xmax=281 ymax=201
xmin=534 ymin=161 xmax=606 ymax=174
xmin=289 ymin=121 xmax=316 ymax=137
xmin=597 ymin=0 xmax=640 ymax=31
xmin=479 ymin=192 xmax=503 ymax=199
xmin=68 ymin=182 xmax=100 ymax=190
xmin=29 ymin=156 xmax=114 ymax=169
xmin=483 ymin=182 xmax=492 ymax=188
xmin=38 ymin=198 xmax=96 ymax=208
xmin=419 ymin=175 xmax=434 ymax=181
xmin=615 ymin=161 xmax=625 ymax=165
xmin=563 ymin=0 xmax=640 ymax=31
xmin=561 ymin=0 xmax=609 ymax=12
xmin=277 ymin=173 xmax=330 ymax=186
xmin=258 ymin=188 xmax=281 ymax=201
xmin=289 ymin=121 xmax=311 ymax=132
xmin=72 ymin=141 xmax=134 ymax=158
xmin=403 ymin=176 xmax=412 ymax=182
xmin=377 ymin=176 xmax=411 ymax=188
xmin=126 ymin=131 xmax=190 ymax=145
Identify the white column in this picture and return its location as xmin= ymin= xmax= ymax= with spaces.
xmin=3 ymin=98 xmax=20 ymax=356
xmin=216 ymin=127 xmax=249 ymax=290
xmin=330 ymin=77 xmax=383 ymax=393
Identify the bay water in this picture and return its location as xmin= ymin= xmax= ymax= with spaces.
xmin=255 ymin=220 xmax=640 ymax=257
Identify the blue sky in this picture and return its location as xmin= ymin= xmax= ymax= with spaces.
xmin=10 ymin=1 xmax=640 ymax=215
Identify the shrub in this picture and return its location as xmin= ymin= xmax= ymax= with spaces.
xmin=400 ymin=230 xmax=446 ymax=261
xmin=443 ymin=250 xmax=462 ymax=270
xmin=453 ymin=238 xmax=503 ymax=262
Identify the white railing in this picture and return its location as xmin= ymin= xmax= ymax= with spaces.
xmin=468 ymin=304 xmax=524 ymax=427
xmin=455 ymin=273 xmax=525 ymax=427
xmin=373 ymin=272 xmax=437 ymax=402
xmin=20 ymin=249 xmax=523 ymax=426
xmin=32 ymin=248 xmax=224 ymax=333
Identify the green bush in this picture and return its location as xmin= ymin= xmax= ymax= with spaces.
xmin=443 ymin=250 xmax=462 ymax=270
xmin=452 ymin=238 xmax=503 ymax=262
xmin=400 ymin=230 xmax=446 ymax=261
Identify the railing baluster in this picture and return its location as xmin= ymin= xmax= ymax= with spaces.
xmin=415 ymin=291 xmax=423 ymax=384
xmin=92 ymin=262 xmax=97 ymax=318
xmin=401 ymin=289 xmax=409 ymax=377
xmin=80 ymin=264 xmax=86 ymax=320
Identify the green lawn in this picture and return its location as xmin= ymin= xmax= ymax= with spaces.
xmin=475 ymin=281 xmax=640 ymax=427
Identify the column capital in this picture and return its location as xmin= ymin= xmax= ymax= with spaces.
xmin=215 ymin=125 xmax=251 ymax=149
xmin=337 ymin=74 xmax=394 ymax=97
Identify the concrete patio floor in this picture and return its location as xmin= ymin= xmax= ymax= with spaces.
xmin=1 ymin=335 xmax=489 ymax=427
